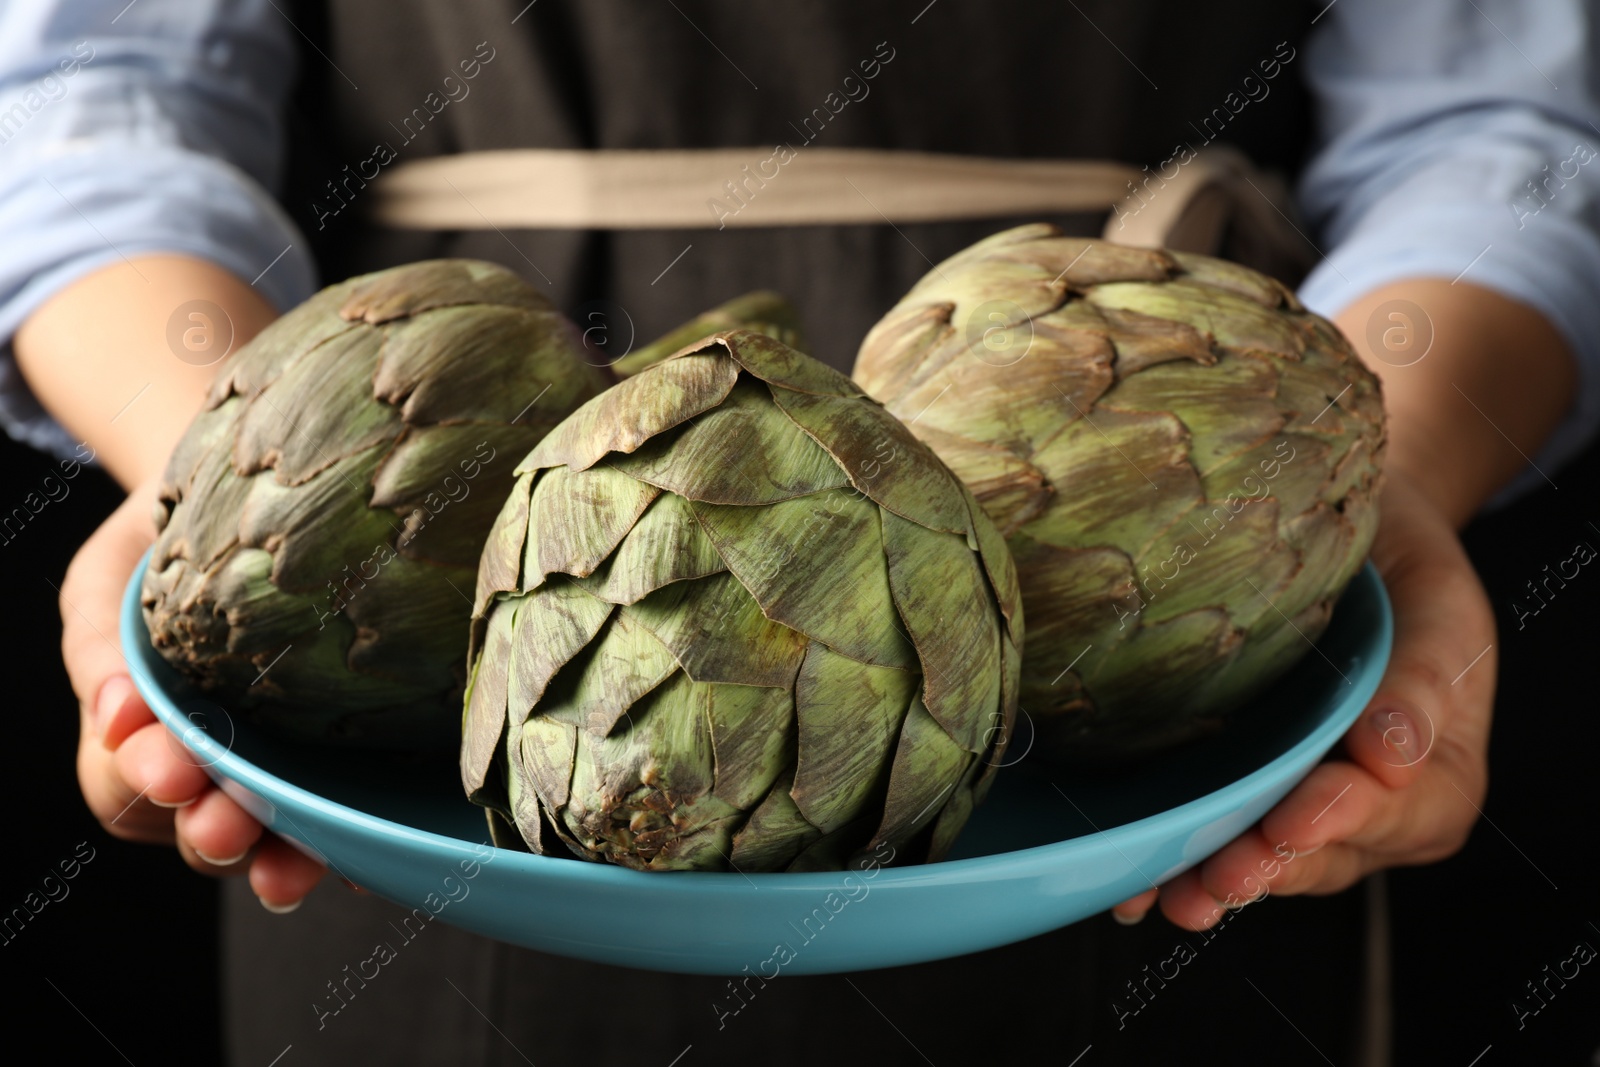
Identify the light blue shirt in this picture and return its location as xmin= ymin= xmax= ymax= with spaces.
xmin=3 ymin=0 xmax=1600 ymax=504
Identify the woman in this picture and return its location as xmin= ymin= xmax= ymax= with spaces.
xmin=4 ymin=1 xmax=1596 ymax=1063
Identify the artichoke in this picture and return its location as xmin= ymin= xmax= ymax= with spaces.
xmin=142 ymin=260 xmax=611 ymax=749
xmin=462 ymin=330 xmax=1022 ymax=871
xmin=610 ymin=290 xmax=805 ymax=379
xmin=854 ymin=224 xmax=1385 ymax=758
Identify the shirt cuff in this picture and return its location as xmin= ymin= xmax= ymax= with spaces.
xmin=1297 ymin=201 xmax=1600 ymax=510
xmin=0 ymin=141 xmax=316 ymax=460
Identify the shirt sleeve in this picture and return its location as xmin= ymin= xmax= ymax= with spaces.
xmin=1295 ymin=0 xmax=1600 ymax=505
xmin=0 ymin=0 xmax=317 ymax=459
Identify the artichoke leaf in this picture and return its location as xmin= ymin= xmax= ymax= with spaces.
xmin=520 ymin=353 xmax=739 ymax=474
xmin=170 ymin=426 xmax=260 ymax=572
xmin=524 ymin=464 xmax=659 ymax=584
xmin=1099 ymin=351 xmax=1284 ymax=477
xmin=1198 ymin=433 xmax=1331 ymax=521
xmin=552 ymin=610 xmax=681 ymax=739
xmin=767 ymin=387 xmax=970 ymax=535
xmin=233 ymin=326 xmax=397 ymax=487
xmin=866 ymin=697 xmax=972 ymax=853
xmin=473 ymin=471 xmax=533 ymax=614
xmin=504 ymin=738 xmax=549 ymax=854
xmin=690 ymin=490 xmax=915 ymax=670
xmin=973 ymin=631 xmax=1023 ymax=803
xmin=573 ymin=491 xmax=726 ymax=605
xmin=238 ymin=445 xmax=399 ymax=594
xmin=609 ymin=378 xmax=849 ymax=505
xmin=963 ymin=486 xmax=1023 ymax=634
xmin=339 ymin=258 xmax=553 ymax=324
xmin=880 ymin=506 xmax=1002 ymax=753
xmin=927 ymin=767 xmax=978 ymax=862
xmin=1087 ymin=280 xmax=1307 ymax=361
xmin=381 ymin=424 xmax=541 ymax=569
xmin=611 ymin=289 xmax=806 ymax=380
xmin=461 ymin=603 xmax=515 ymax=798
xmin=1275 ymin=502 xmax=1361 ymax=622
xmin=706 ymin=682 xmax=793 ymax=812
xmin=730 ymin=769 xmax=822 ymax=871
xmin=853 ymin=301 xmax=953 ymax=400
xmin=1194 ymin=604 xmax=1330 ymax=714
xmin=1094 ymin=303 xmax=1217 ymax=377
xmin=1323 ymin=434 xmax=1380 ymax=507
xmin=1005 ymin=536 xmax=1135 ymax=714
xmin=1131 ymin=497 xmax=1298 ymax=631
xmin=519 ymin=715 xmax=578 ymax=810
xmin=201 ymin=546 xmax=320 ymax=656
xmin=340 ymin=558 xmax=474 ymax=689
xmin=159 ymin=398 xmax=245 ymax=508
xmin=505 ymin=577 xmax=615 ymax=729
xmin=205 ymin=282 xmax=358 ymax=407
xmin=621 ymin=571 xmax=810 ymax=688
xmin=908 ymin=425 xmax=1051 ymax=537
xmin=701 ymin=330 xmax=861 ymax=397
xmin=885 ymin=321 xmax=1115 ymax=460
xmin=1081 ymin=607 xmax=1243 ymax=718
xmin=1027 ymin=407 xmax=1203 ymax=556
xmin=988 ymin=232 xmax=1176 ymax=288
xmin=790 ymin=642 xmax=916 ymax=833
xmin=374 ymin=304 xmax=605 ymax=428
xmin=1169 ymin=251 xmax=1298 ymax=310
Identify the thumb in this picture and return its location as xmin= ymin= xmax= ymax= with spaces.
xmin=1339 ymin=479 xmax=1495 ymax=791
xmin=60 ymin=480 xmax=159 ymax=745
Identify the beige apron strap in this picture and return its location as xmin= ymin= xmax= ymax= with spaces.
xmin=1101 ymin=144 xmax=1318 ymax=280
xmin=370 ymin=148 xmax=1142 ymax=230
xmin=371 ymin=145 xmax=1314 ymax=280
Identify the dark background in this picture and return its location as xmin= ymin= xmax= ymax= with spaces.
xmin=4 ymin=426 xmax=1600 ymax=1064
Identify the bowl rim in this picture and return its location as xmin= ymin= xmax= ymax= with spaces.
xmin=124 ymin=552 xmax=1391 ymax=890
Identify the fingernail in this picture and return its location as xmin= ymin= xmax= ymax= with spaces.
xmin=148 ymin=795 xmax=198 ymax=809
xmin=1370 ymin=704 xmax=1416 ymax=749
xmin=1296 ymin=843 xmax=1324 ymax=857
xmin=1112 ymin=909 xmax=1146 ymax=926
xmin=196 ymin=849 xmax=248 ymax=867
xmin=259 ymin=897 xmax=302 ymax=915
xmin=95 ymin=675 xmax=134 ymax=742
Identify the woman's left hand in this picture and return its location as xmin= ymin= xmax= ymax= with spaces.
xmin=1111 ymin=468 xmax=1496 ymax=928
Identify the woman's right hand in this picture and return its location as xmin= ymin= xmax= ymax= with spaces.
xmin=64 ymin=476 xmax=327 ymax=910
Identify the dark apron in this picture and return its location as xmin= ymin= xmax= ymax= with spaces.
xmin=229 ymin=3 xmax=1375 ymax=1064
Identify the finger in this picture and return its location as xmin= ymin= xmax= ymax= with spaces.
xmin=1195 ymin=830 xmax=1290 ymax=905
xmin=1350 ymin=485 xmax=1496 ymax=791
xmin=1154 ymin=870 xmax=1234 ymax=931
xmin=174 ymin=788 xmax=264 ymax=870
xmin=59 ymin=484 xmax=157 ymax=715
xmin=1342 ymin=696 xmax=1435 ymax=791
xmin=1259 ymin=761 xmax=1391 ymax=854
xmin=76 ymin=710 xmax=174 ymax=844
xmin=1192 ymin=825 xmax=1364 ymax=901
xmin=249 ymin=837 xmax=328 ymax=912
xmin=96 ymin=673 xmax=157 ymax=751
xmin=113 ymin=721 xmax=212 ymax=809
xmin=1111 ymin=887 xmax=1159 ymax=925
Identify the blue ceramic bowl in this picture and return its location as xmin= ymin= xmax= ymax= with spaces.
xmin=123 ymin=556 xmax=1390 ymax=975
